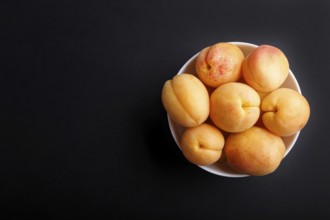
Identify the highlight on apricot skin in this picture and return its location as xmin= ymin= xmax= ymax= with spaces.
xmin=195 ymin=43 xmax=244 ymax=88
xmin=242 ymin=45 xmax=289 ymax=92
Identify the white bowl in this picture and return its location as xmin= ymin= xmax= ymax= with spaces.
xmin=168 ymin=42 xmax=301 ymax=178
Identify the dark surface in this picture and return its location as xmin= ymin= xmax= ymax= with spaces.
xmin=0 ymin=0 xmax=329 ymax=219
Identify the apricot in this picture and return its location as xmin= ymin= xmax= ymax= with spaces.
xmin=161 ymin=73 xmax=209 ymax=127
xmin=180 ymin=123 xmax=224 ymax=166
xmin=195 ymin=43 xmax=244 ymax=88
xmin=242 ymin=45 xmax=289 ymax=92
xmin=225 ymin=126 xmax=286 ymax=176
xmin=210 ymin=82 xmax=260 ymax=132
xmin=261 ymin=88 xmax=310 ymax=137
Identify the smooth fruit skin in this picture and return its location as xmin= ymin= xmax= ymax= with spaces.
xmin=161 ymin=73 xmax=209 ymax=127
xmin=210 ymin=82 xmax=260 ymax=133
xmin=261 ymin=88 xmax=310 ymax=137
xmin=225 ymin=126 xmax=286 ymax=176
xmin=242 ymin=45 xmax=289 ymax=92
xmin=180 ymin=123 xmax=224 ymax=166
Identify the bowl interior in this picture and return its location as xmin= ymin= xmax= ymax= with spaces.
xmin=168 ymin=42 xmax=300 ymax=177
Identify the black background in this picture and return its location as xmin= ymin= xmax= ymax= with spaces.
xmin=1 ymin=0 xmax=329 ymax=219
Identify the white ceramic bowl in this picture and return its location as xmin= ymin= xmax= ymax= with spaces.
xmin=168 ymin=42 xmax=301 ymax=178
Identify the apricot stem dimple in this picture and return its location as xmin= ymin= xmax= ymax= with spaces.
xmin=199 ymin=143 xmax=207 ymax=150
xmin=264 ymin=106 xmax=278 ymax=113
xmin=206 ymin=63 xmax=211 ymax=71
xmin=205 ymin=47 xmax=216 ymax=73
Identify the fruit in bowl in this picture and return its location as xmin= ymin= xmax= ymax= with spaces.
xmin=210 ymin=82 xmax=260 ymax=133
xmin=242 ymin=45 xmax=289 ymax=92
xmin=161 ymin=42 xmax=310 ymax=177
xmin=195 ymin=43 xmax=244 ymax=88
xmin=161 ymin=73 xmax=209 ymax=127
xmin=225 ymin=126 xmax=286 ymax=176
xmin=180 ymin=123 xmax=225 ymax=166
xmin=261 ymin=88 xmax=310 ymax=137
